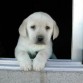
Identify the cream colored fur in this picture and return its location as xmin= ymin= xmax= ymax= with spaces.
xmin=15 ymin=12 xmax=59 ymax=71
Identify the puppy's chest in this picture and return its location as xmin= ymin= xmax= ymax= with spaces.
xmin=27 ymin=51 xmax=38 ymax=59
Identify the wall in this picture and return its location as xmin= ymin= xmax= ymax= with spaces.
xmin=0 ymin=70 xmax=83 ymax=83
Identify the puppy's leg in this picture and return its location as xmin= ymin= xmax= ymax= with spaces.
xmin=33 ymin=49 xmax=51 ymax=71
xmin=15 ymin=50 xmax=32 ymax=71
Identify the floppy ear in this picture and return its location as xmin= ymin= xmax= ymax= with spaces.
xmin=19 ymin=19 xmax=27 ymax=37
xmin=53 ymin=21 xmax=59 ymax=40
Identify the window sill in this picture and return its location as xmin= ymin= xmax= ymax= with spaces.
xmin=0 ymin=58 xmax=83 ymax=71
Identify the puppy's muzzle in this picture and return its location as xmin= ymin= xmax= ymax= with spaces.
xmin=36 ymin=35 xmax=44 ymax=44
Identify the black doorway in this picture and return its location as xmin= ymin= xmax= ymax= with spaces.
xmin=0 ymin=0 xmax=72 ymax=59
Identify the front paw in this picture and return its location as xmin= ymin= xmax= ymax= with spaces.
xmin=19 ymin=60 xmax=32 ymax=71
xmin=33 ymin=59 xmax=46 ymax=71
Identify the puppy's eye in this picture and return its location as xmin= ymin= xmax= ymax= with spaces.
xmin=31 ymin=25 xmax=36 ymax=30
xmin=45 ymin=26 xmax=50 ymax=30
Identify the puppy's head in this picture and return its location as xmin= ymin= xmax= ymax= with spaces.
xmin=19 ymin=12 xmax=59 ymax=45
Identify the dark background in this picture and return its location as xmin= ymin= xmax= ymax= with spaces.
xmin=0 ymin=0 xmax=72 ymax=59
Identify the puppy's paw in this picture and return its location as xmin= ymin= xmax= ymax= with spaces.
xmin=19 ymin=60 xmax=32 ymax=71
xmin=33 ymin=59 xmax=46 ymax=71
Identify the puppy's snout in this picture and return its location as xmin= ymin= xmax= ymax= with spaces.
xmin=37 ymin=35 xmax=44 ymax=42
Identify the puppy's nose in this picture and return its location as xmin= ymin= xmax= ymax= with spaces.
xmin=37 ymin=35 xmax=44 ymax=42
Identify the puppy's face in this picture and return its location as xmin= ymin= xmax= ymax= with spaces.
xmin=19 ymin=12 xmax=59 ymax=45
xmin=27 ymin=14 xmax=54 ymax=45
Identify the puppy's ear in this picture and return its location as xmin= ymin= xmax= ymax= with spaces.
xmin=53 ymin=21 xmax=59 ymax=40
xmin=19 ymin=19 xmax=27 ymax=37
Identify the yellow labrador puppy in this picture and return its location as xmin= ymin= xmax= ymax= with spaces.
xmin=15 ymin=12 xmax=59 ymax=71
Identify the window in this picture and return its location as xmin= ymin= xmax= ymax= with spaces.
xmin=0 ymin=0 xmax=72 ymax=59
xmin=0 ymin=0 xmax=83 ymax=71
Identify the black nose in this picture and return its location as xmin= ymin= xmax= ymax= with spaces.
xmin=37 ymin=35 xmax=44 ymax=42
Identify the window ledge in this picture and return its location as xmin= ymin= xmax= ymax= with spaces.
xmin=0 ymin=58 xmax=83 ymax=71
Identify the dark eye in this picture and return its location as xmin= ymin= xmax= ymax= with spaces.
xmin=31 ymin=25 xmax=36 ymax=30
xmin=46 ymin=26 xmax=50 ymax=30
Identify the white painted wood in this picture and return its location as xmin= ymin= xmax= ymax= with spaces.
xmin=0 ymin=58 xmax=83 ymax=71
xmin=72 ymin=0 xmax=83 ymax=61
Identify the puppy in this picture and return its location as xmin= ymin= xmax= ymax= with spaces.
xmin=15 ymin=12 xmax=59 ymax=71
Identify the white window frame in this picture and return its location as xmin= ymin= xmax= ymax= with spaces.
xmin=0 ymin=0 xmax=83 ymax=71
xmin=71 ymin=0 xmax=83 ymax=61
xmin=0 ymin=58 xmax=83 ymax=71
